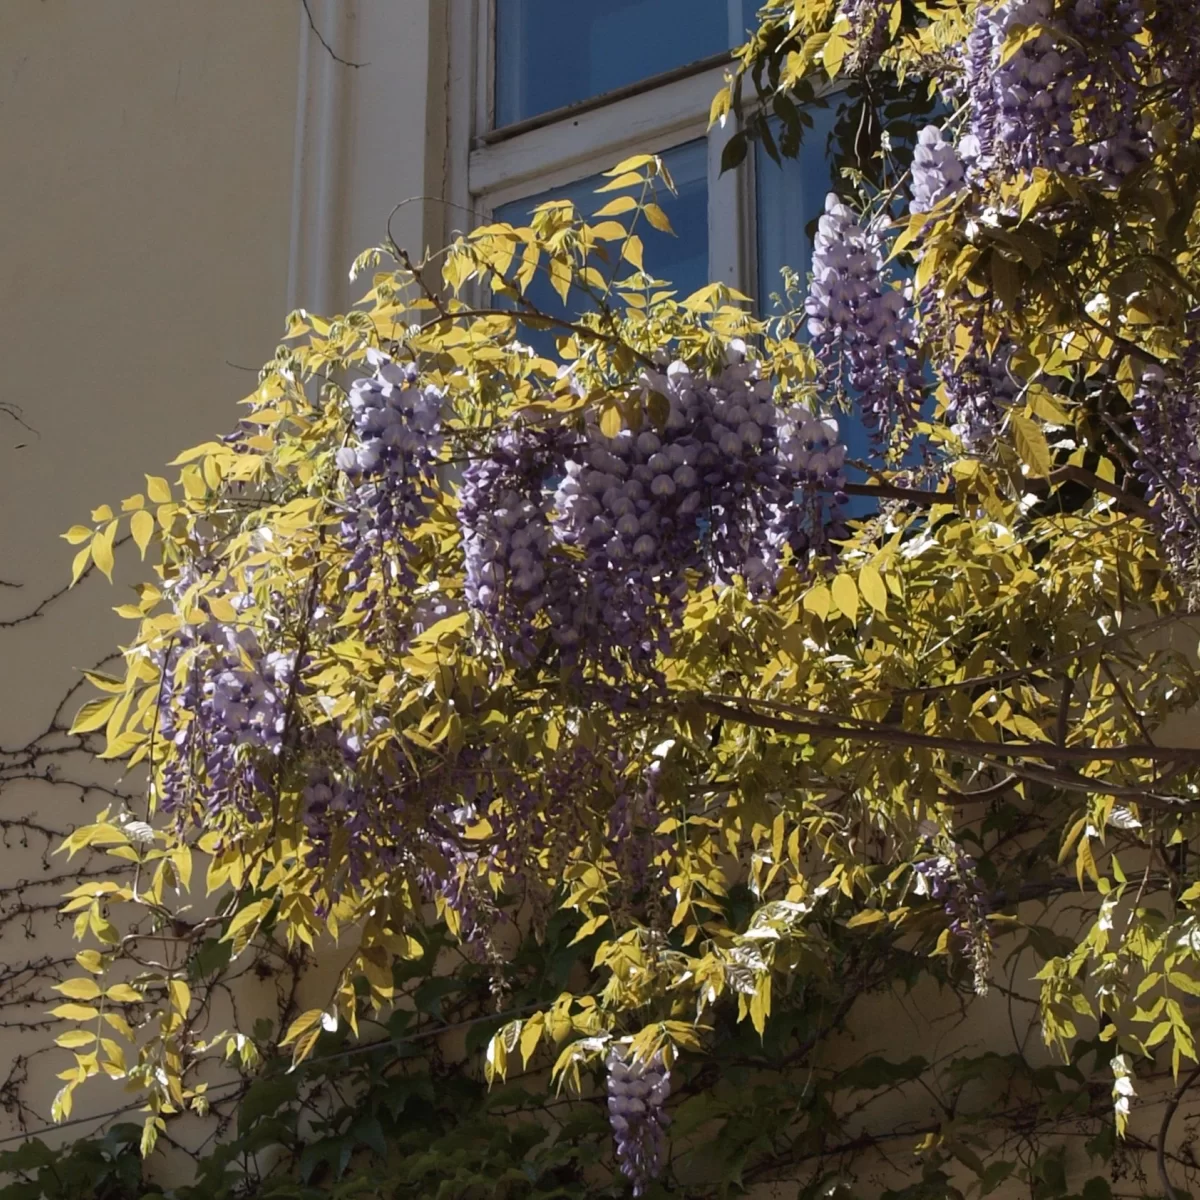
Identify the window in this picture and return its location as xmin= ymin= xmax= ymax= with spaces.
xmin=494 ymin=1 xmax=740 ymax=128
xmin=754 ymin=105 xmax=841 ymax=314
xmin=462 ymin=0 xmax=771 ymax=309
xmin=493 ymin=138 xmax=709 ymax=351
xmin=448 ymin=0 xmax=879 ymax=506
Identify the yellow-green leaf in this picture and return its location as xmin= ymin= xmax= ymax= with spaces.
xmin=592 ymin=196 xmax=638 ymax=218
xmin=643 ymin=203 xmax=673 ymax=234
xmin=604 ymin=153 xmax=656 ymax=177
xmin=859 ymin=564 xmax=888 ymax=615
xmin=598 ymin=404 xmax=623 ymax=438
xmin=70 ymin=545 xmax=92 ymax=587
xmin=50 ymin=1004 xmax=99 ymax=1022
xmin=623 ymin=235 xmax=644 ymax=271
xmin=802 ymin=583 xmax=831 ymax=620
xmin=56 ymin=1030 xmax=97 ymax=1049
xmin=169 ymin=979 xmax=191 ymax=1013
xmin=282 ymin=1008 xmax=324 ymax=1047
xmin=1011 ymin=412 xmax=1052 ymax=477
xmin=145 ymin=475 xmax=172 ymax=503
xmin=831 ymin=573 xmax=859 ymax=624
xmin=224 ymin=899 xmax=269 ymax=946
xmin=54 ymin=978 xmax=102 ymax=1001
xmin=847 ymin=909 xmax=886 ymax=927
xmin=596 ymin=170 xmax=644 ymax=193
xmin=71 ymin=697 xmax=117 ymax=735
xmin=92 ymin=520 xmax=119 ymax=582
xmin=130 ymin=510 xmax=155 ymax=559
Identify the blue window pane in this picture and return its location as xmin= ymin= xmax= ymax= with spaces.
xmin=495 ymin=0 xmax=732 ymax=127
xmin=739 ymin=0 xmax=763 ymax=40
xmin=493 ymin=139 xmax=709 ymax=356
xmin=754 ymin=104 xmax=840 ymax=316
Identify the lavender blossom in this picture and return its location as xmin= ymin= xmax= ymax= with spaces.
xmin=457 ymin=344 xmax=849 ymax=674
xmin=1132 ymin=363 xmax=1200 ymax=590
xmin=806 ymin=194 xmax=922 ymax=431
xmin=834 ymin=0 xmax=891 ymax=73
xmin=607 ymin=1045 xmax=672 ymax=1195
xmin=913 ymin=844 xmax=993 ymax=995
xmin=911 ymin=125 xmax=967 ymax=214
xmin=959 ymin=0 xmax=1149 ymax=186
xmin=337 ymin=349 xmax=444 ymax=594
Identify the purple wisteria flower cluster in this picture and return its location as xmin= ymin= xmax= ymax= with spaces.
xmin=457 ymin=344 xmax=848 ymax=672
xmin=806 ymin=194 xmax=922 ymax=431
xmin=834 ymin=0 xmax=892 ymax=73
xmin=965 ymin=0 xmax=1078 ymax=174
xmin=336 ymin=348 xmax=444 ymax=594
xmin=941 ymin=333 xmax=1022 ymax=451
xmin=458 ymin=427 xmax=568 ymax=666
xmin=952 ymin=0 xmax=1149 ymax=185
xmin=154 ymin=584 xmax=294 ymax=820
xmin=1132 ymin=359 xmax=1200 ymax=590
xmin=606 ymin=1044 xmax=672 ymax=1196
xmin=910 ymin=125 xmax=968 ymax=215
xmin=908 ymin=0 xmax=1151 ymax=225
xmin=913 ymin=842 xmax=993 ymax=995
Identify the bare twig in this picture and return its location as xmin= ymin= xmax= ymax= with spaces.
xmin=300 ymin=0 xmax=367 ymax=69
xmin=1158 ymin=1062 xmax=1200 ymax=1200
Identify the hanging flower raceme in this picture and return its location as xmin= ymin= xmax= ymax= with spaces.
xmin=1066 ymin=0 xmax=1149 ymax=186
xmin=806 ymin=193 xmax=922 ymax=432
xmin=153 ymin=578 xmax=294 ymax=821
xmin=336 ymin=348 xmax=444 ymax=594
xmin=958 ymin=0 xmax=1149 ymax=186
xmin=910 ymin=125 xmax=967 ymax=214
xmin=971 ymin=0 xmax=1078 ymax=173
xmin=1132 ymin=359 xmax=1200 ymax=593
xmin=834 ymin=0 xmax=892 ymax=73
xmin=913 ymin=842 xmax=993 ymax=995
xmin=940 ymin=332 xmax=1022 ymax=452
xmin=456 ymin=343 xmax=848 ymax=673
xmin=458 ymin=426 xmax=566 ymax=666
xmin=606 ymin=1044 xmax=672 ymax=1196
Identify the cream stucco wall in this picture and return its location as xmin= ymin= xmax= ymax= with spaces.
xmin=0 ymin=0 xmax=302 ymax=1145
xmin=0 ymin=0 xmax=446 ymax=1153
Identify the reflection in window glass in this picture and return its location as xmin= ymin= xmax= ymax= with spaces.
xmin=495 ymin=0 xmax=732 ymax=127
xmin=754 ymin=104 xmax=840 ymax=316
xmin=739 ymin=0 xmax=764 ymax=40
xmin=493 ymin=139 xmax=709 ymax=355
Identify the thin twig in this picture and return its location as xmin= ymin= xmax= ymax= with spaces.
xmin=300 ymin=0 xmax=367 ymax=69
xmin=1158 ymin=1062 xmax=1200 ymax=1200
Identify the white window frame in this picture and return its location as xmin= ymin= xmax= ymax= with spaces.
xmin=444 ymin=0 xmax=759 ymax=298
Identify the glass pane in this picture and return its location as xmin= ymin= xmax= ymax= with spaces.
xmin=739 ymin=0 xmax=763 ymax=41
xmin=754 ymin=104 xmax=840 ymax=316
xmin=493 ymin=139 xmax=709 ymax=356
xmin=495 ymin=0 xmax=731 ymax=128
